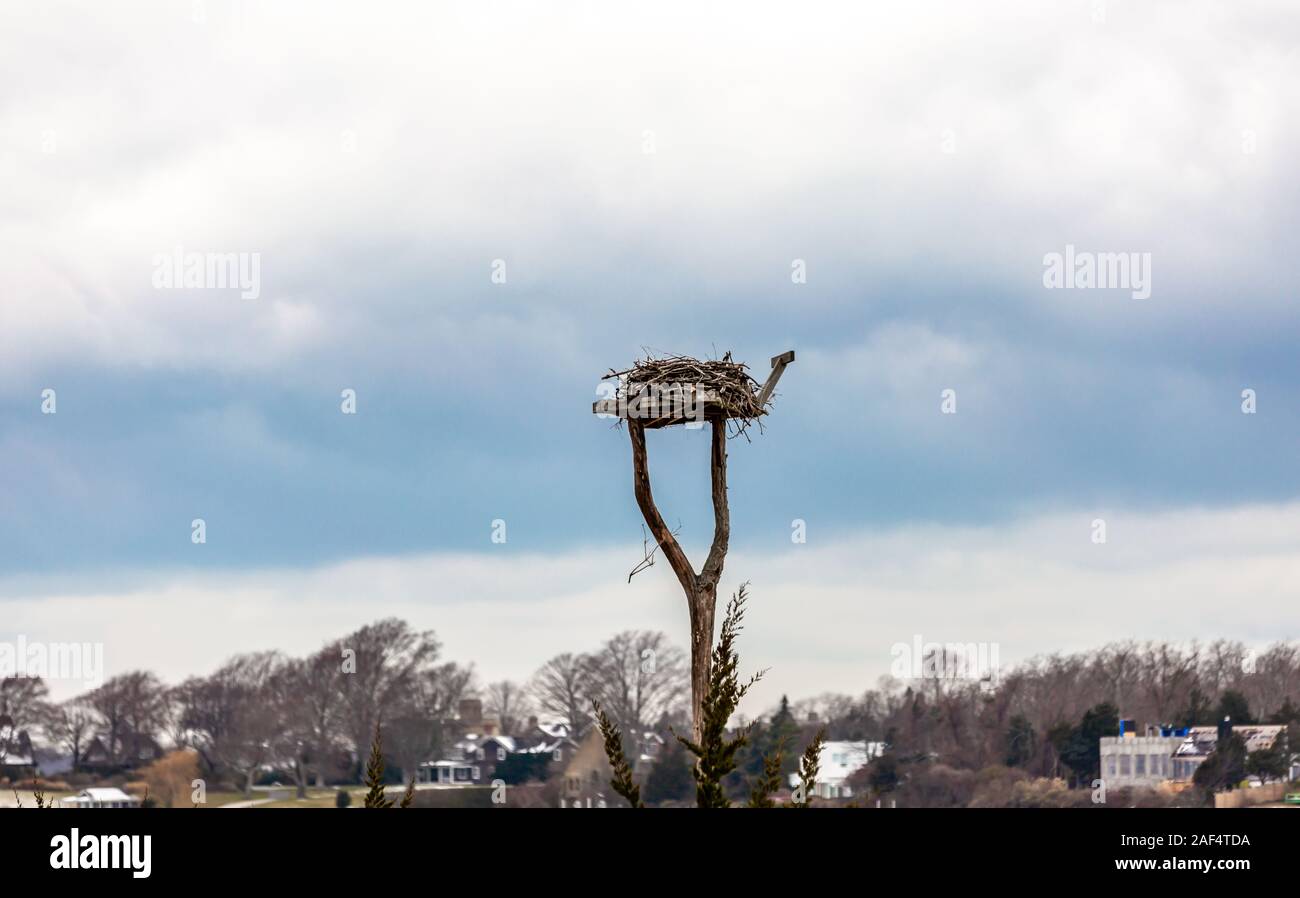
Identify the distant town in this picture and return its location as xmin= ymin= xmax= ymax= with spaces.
xmin=3 ymin=623 xmax=1297 ymax=808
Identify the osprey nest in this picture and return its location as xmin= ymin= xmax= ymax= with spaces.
xmin=600 ymin=353 xmax=769 ymax=436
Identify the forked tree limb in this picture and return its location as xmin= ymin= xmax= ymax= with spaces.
xmin=627 ymin=417 xmax=730 ymax=743
xmin=628 ymin=419 xmax=696 ymax=598
xmin=700 ymin=418 xmax=729 ymax=589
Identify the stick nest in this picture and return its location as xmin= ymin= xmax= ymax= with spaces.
xmin=603 ymin=352 xmax=768 ymax=437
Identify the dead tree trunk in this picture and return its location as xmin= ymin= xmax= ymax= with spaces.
xmin=628 ymin=417 xmax=729 ymax=744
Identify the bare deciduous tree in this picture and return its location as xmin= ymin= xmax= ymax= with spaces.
xmin=387 ymin=662 xmax=475 ymax=784
xmin=174 ymin=652 xmax=284 ymax=796
xmin=1139 ymin=642 xmax=1199 ymax=723
xmin=529 ymin=652 xmax=590 ymax=738
xmin=278 ymin=647 xmax=347 ymax=789
xmin=330 ymin=618 xmax=442 ymax=768
xmin=43 ymin=697 xmax=94 ymax=771
xmin=1 ymin=675 xmax=49 ymax=760
xmin=86 ymin=671 xmax=168 ymax=766
xmin=582 ymin=630 xmax=687 ymax=733
xmin=485 ymin=679 xmax=530 ymax=735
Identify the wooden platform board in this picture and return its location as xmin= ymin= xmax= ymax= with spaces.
xmin=591 ymin=350 xmax=794 ymax=430
xmin=593 ymin=386 xmax=746 ymax=429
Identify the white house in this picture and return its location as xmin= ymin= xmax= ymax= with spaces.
xmin=788 ymin=740 xmax=884 ymax=799
xmin=0 ymin=751 xmax=36 ymax=779
xmin=1099 ymin=722 xmax=1288 ymax=785
xmin=59 ymin=787 xmax=142 ymax=808
xmin=417 ymin=759 xmax=478 ymax=785
xmin=1100 ymin=733 xmax=1183 ymax=787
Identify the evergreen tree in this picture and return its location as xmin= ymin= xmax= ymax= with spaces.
xmin=866 ymin=753 xmax=900 ymax=794
xmin=748 ymin=748 xmax=783 ymax=808
xmin=1004 ymin=714 xmax=1036 ymax=768
xmin=674 ymin=585 xmax=765 ymax=808
xmin=594 ymin=700 xmax=643 ymax=808
xmin=642 ymin=739 xmax=694 ymax=805
xmin=1245 ymin=739 xmax=1288 ymax=783
xmin=726 ymin=719 xmax=768 ymax=797
xmin=768 ymin=696 xmax=802 ymax=774
xmin=1267 ymin=697 xmax=1300 ymax=725
xmin=1215 ymin=690 xmax=1255 ymax=726
xmin=792 ymin=728 xmax=826 ymax=807
xmin=1193 ymin=732 xmax=1247 ymax=792
xmin=363 ymin=722 xmax=394 ymax=808
xmin=1052 ymin=703 xmax=1118 ymax=786
xmin=729 ymin=695 xmax=801 ymax=797
xmin=1180 ymin=686 xmax=1213 ymax=727
xmin=494 ymin=751 xmax=551 ymax=785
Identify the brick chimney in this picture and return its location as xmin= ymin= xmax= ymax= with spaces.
xmin=458 ymin=698 xmax=483 ymax=728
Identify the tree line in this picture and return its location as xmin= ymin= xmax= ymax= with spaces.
xmin=0 ymin=618 xmax=692 ymax=798
xmin=5 ymin=629 xmax=1298 ymax=805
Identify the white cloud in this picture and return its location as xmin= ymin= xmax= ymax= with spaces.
xmin=7 ymin=499 xmax=1299 ymax=708
xmin=2 ymin=0 xmax=1296 ymax=381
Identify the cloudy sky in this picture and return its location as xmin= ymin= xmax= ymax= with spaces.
xmin=2 ymin=1 xmax=1299 ymax=710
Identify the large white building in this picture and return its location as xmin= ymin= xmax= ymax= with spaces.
xmin=788 ymin=740 xmax=885 ymax=799
xmin=1100 ymin=733 xmax=1182 ymax=787
xmin=1100 ymin=722 xmax=1287 ymax=787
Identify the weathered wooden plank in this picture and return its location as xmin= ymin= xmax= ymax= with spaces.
xmin=755 ymin=349 xmax=795 ymax=407
xmin=594 ymin=385 xmax=746 ymax=428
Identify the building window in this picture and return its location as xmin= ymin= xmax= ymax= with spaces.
xmin=472 ymin=766 xmax=481 ymax=781
xmin=476 ymin=748 xmax=484 ymax=760
xmin=1135 ymin=755 xmax=1145 ymax=775
xmin=497 ymin=747 xmax=506 ymax=761
xmin=1119 ymin=756 xmax=1130 ymax=775
xmin=1106 ymin=756 xmax=1116 ymax=776
xmin=553 ymin=749 xmax=562 ymax=762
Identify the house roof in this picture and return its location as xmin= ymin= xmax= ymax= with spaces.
xmin=536 ymin=721 xmax=572 ymax=739
xmin=84 ymin=788 xmax=133 ymax=799
xmin=1174 ymin=725 xmax=1283 ymax=758
xmin=454 ymin=734 xmax=516 ymax=754
xmin=66 ymin=788 xmax=139 ymax=803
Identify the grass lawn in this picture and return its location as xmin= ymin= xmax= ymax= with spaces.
xmin=3 ymin=787 xmax=362 ymax=808
xmin=189 ymin=791 xmax=252 ymax=808
xmin=259 ymin=790 xmax=355 ymax=808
